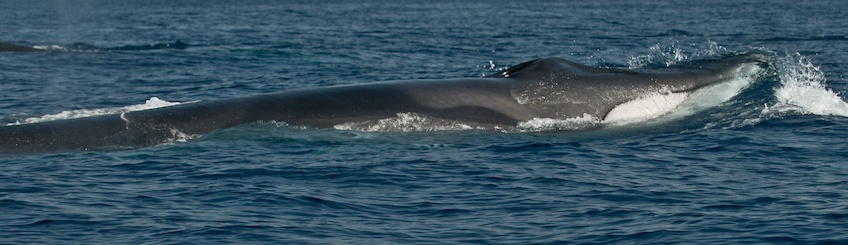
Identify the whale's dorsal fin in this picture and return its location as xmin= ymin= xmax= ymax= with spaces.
xmin=486 ymin=59 xmax=540 ymax=78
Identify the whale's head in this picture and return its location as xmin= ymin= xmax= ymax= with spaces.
xmin=497 ymin=54 xmax=777 ymax=121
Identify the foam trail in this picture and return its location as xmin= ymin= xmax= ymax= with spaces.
xmin=334 ymin=113 xmax=474 ymax=132
xmin=8 ymin=97 xmax=182 ymax=125
xmin=768 ymin=53 xmax=848 ymax=116
xmin=517 ymin=114 xmax=600 ymax=132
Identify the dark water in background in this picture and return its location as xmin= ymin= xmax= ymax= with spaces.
xmin=3 ymin=0 xmax=848 ymax=244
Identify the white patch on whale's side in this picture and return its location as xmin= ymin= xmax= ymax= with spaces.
xmin=603 ymin=92 xmax=690 ymax=125
xmin=604 ymin=62 xmax=766 ymax=126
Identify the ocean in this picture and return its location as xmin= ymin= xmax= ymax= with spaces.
xmin=2 ymin=0 xmax=848 ymax=243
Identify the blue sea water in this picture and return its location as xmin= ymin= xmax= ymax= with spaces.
xmin=2 ymin=0 xmax=848 ymax=244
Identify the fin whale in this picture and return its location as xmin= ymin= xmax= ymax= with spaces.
xmin=0 ymin=54 xmax=772 ymax=154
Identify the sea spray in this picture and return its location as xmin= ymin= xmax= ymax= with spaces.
xmin=767 ymin=53 xmax=848 ymax=117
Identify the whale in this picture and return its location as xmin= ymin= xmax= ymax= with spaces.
xmin=0 ymin=54 xmax=772 ymax=154
xmin=0 ymin=41 xmax=42 ymax=52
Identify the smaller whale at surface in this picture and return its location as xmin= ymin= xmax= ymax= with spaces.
xmin=0 ymin=53 xmax=775 ymax=154
xmin=0 ymin=41 xmax=42 ymax=52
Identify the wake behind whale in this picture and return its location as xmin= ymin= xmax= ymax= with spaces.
xmin=0 ymin=54 xmax=775 ymax=154
xmin=0 ymin=40 xmax=188 ymax=52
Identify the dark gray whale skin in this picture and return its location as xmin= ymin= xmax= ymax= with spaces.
xmin=0 ymin=54 xmax=771 ymax=154
xmin=0 ymin=41 xmax=42 ymax=52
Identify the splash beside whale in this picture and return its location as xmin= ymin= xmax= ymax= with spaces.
xmin=0 ymin=54 xmax=773 ymax=154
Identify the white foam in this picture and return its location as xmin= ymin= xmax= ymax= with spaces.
xmin=167 ymin=128 xmax=197 ymax=143
xmin=516 ymin=114 xmax=600 ymax=132
xmin=32 ymin=45 xmax=68 ymax=51
xmin=8 ymin=97 xmax=182 ymax=125
xmin=767 ymin=53 xmax=848 ymax=117
xmin=334 ymin=113 xmax=474 ymax=132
